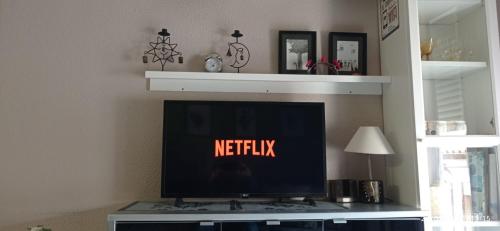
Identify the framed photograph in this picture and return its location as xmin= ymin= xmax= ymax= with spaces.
xmin=379 ymin=0 xmax=399 ymax=40
xmin=328 ymin=32 xmax=367 ymax=75
xmin=279 ymin=31 xmax=317 ymax=74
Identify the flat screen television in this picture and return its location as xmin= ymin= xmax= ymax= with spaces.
xmin=161 ymin=100 xmax=326 ymax=198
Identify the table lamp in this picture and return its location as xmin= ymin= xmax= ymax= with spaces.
xmin=344 ymin=126 xmax=394 ymax=203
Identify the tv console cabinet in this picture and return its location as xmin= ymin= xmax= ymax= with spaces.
xmin=108 ymin=201 xmax=427 ymax=231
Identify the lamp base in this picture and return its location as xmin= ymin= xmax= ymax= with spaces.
xmin=359 ymin=180 xmax=384 ymax=203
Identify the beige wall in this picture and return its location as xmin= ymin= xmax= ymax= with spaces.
xmin=0 ymin=0 xmax=382 ymax=230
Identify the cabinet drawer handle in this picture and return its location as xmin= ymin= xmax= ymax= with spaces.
xmin=266 ymin=220 xmax=280 ymax=226
xmin=200 ymin=221 xmax=214 ymax=226
xmin=333 ymin=219 xmax=347 ymax=224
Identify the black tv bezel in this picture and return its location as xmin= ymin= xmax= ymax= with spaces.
xmin=161 ymin=100 xmax=327 ymax=199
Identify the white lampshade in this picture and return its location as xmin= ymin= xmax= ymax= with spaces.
xmin=344 ymin=126 xmax=394 ymax=155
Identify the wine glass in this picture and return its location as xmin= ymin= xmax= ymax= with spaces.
xmin=420 ymin=37 xmax=433 ymax=61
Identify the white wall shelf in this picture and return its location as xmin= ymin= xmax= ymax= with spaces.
xmin=421 ymin=61 xmax=487 ymax=80
xmin=418 ymin=0 xmax=482 ymax=25
xmin=422 ymin=135 xmax=500 ymax=148
xmin=145 ymin=71 xmax=391 ymax=95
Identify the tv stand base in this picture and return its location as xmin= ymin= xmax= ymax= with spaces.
xmin=303 ymin=198 xmax=316 ymax=207
xmin=229 ymin=200 xmax=242 ymax=210
xmin=174 ymin=198 xmax=184 ymax=208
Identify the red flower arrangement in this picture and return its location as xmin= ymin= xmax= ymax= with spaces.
xmin=306 ymin=55 xmax=343 ymax=74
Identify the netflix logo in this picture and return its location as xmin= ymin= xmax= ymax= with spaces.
xmin=214 ymin=139 xmax=276 ymax=158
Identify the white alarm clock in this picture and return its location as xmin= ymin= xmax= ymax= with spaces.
xmin=204 ymin=53 xmax=223 ymax=72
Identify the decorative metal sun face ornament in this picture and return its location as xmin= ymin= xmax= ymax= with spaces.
xmin=226 ymin=30 xmax=250 ymax=73
xmin=143 ymin=28 xmax=183 ymax=71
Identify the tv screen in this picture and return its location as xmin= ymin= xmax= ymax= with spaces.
xmin=161 ymin=100 xmax=326 ymax=198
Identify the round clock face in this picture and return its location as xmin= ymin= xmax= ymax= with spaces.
xmin=204 ymin=54 xmax=223 ymax=72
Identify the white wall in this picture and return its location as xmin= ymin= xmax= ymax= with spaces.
xmin=0 ymin=0 xmax=383 ymax=230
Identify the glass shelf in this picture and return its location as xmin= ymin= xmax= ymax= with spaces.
xmin=423 ymin=136 xmax=500 ymax=148
xmin=422 ymin=61 xmax=487 ymax=80
xmin=431 ymin=221 xmax=500 ymax=227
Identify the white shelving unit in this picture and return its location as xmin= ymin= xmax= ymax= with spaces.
xmin=145 ymin=71 xmax=391 ymax=95
xmin=421 ymin=61 xmax=487 ymax=79
xmin=381 ymin=0 xmax=500 ymax=230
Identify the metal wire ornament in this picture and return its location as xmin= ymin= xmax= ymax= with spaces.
xmin=143 ymin=28 xmax=183 ymax=71
xmin=226 ymin=30 xmax=250 ymax=73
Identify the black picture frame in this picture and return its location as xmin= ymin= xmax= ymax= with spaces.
xmin=328 ymin=32 xmax=367 ymax=75
xmin=279 ymin=31 xmax=317 ymax=74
